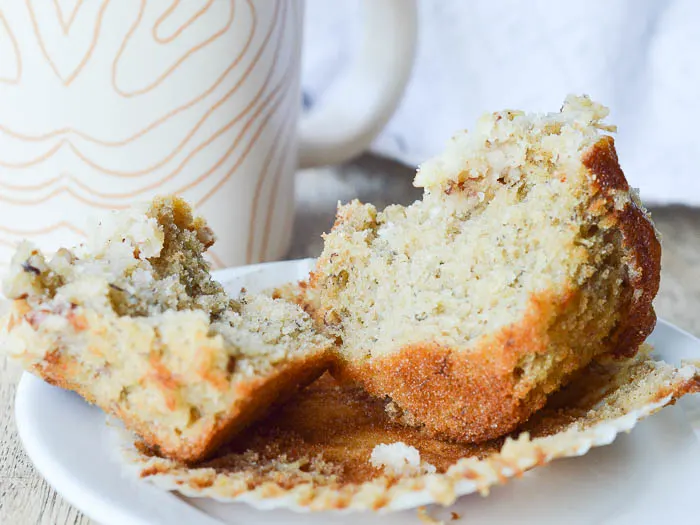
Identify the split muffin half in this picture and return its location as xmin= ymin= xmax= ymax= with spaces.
xmin=1 ymin=197 xmax=334 ymax=462
xmin=312 ymin=96 xmax=661 ymax=443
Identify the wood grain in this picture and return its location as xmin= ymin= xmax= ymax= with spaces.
xmin=1 ymin=156 xmax=699 ymax=524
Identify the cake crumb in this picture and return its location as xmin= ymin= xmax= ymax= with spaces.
xmin=450 ymin=511 xmax=461 ymax=520
xmin=417 ymin=506 xmax=444 ymax=525
xmin=370 ymin=442 xmax=436 ymax=475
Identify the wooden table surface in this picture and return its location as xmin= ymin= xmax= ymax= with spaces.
xmin=1 ymin=156 xmax=699 ymax=524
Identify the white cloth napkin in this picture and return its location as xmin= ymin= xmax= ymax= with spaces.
xmin=302 ymin=0 xmax=700 ymax=206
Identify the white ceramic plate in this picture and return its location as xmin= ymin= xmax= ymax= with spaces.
xmin=14 ymin=259 xmax=700 ymax=525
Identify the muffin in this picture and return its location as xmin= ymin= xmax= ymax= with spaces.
xmin=311 ymin=96 xmax=661 ymax=443
xmin=1 ymin=197 xmax=334 ymax=462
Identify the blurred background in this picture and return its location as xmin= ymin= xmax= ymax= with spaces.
xmin=302 ymin=0 xmax=700 ymax=206
xmin=295 ymin=0 xmax=700 ymax=336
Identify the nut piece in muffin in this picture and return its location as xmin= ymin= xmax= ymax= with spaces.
xmin=311 ymin=96 xmax=661 ymax=443
xmin=0 ymin=196 xmax=334 ymax=463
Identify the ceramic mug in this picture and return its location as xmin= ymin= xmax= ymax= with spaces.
xmin=0 ymin=0 xmax=416 ymax=268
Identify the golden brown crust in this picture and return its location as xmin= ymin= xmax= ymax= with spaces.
xmin=31 ymin=342 xmax=333 ymax=463
xmin=332 ymin=289 xmax=595 ymax=443
xmin=333 ymin=343 xmax=529 ymax=444
xmin=124 ymin=352 xmax=334 ymax=463
xmin=582 ymin=136 xmax=661 ymax=357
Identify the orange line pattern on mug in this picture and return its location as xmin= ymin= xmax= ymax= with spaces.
xmin=0 ymin=142 xmax=64 ymax=169
xmin=26 ymin=0 xmax=109 ymax=86
xmin=67 ymin=1 xmax=278 ymax=179
xmin=0 ymin=0 xmax=283 ymax=192
xmin=186 ymin=76 xmax=289 ymax=200
xmin=0 ymin=0 xmax=260 ymax=146
xmin=152 ymin=0 xmax=215 ymax=43
xmin=0 ymin=174 xmax=63 ymax=192
xmin=0 ymin=10 xmax=22 ymax=84
xmin=245 ymin=99 xmax=293 ymax=263
xmin=0 ymin=185 xmax=129 ymax=208
xmin=191 ymin=79 xmax=294 ymax=204
xmin=248 ymin=0 xmax=299 ymax=262
xmin=112 ymin=0 xmax=234 ymax=98
xmin=193 ymin=3 xmax=293 ymax=204
xmin=0 ymin=75 xmax=280 ymax=206
xmin=0 ymin=221 xmax=86 ymax=237
xmin=0 ymin=0 xmax=282 ymax=199
xmin=259 ymin=0 xmax=301 ymax=261
xmin=53 ymin=0 xmax=85 ymax=34
xmin=259 ymin=109 xmax=296 ymax=262
xmin=0 ymin=50 xmax=292 ymax=208
xmin=68 ymin=56 xmax=291 ymax=201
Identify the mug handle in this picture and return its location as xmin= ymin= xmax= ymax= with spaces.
xmin=298 ymin=0 xmax=418 ymax=168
